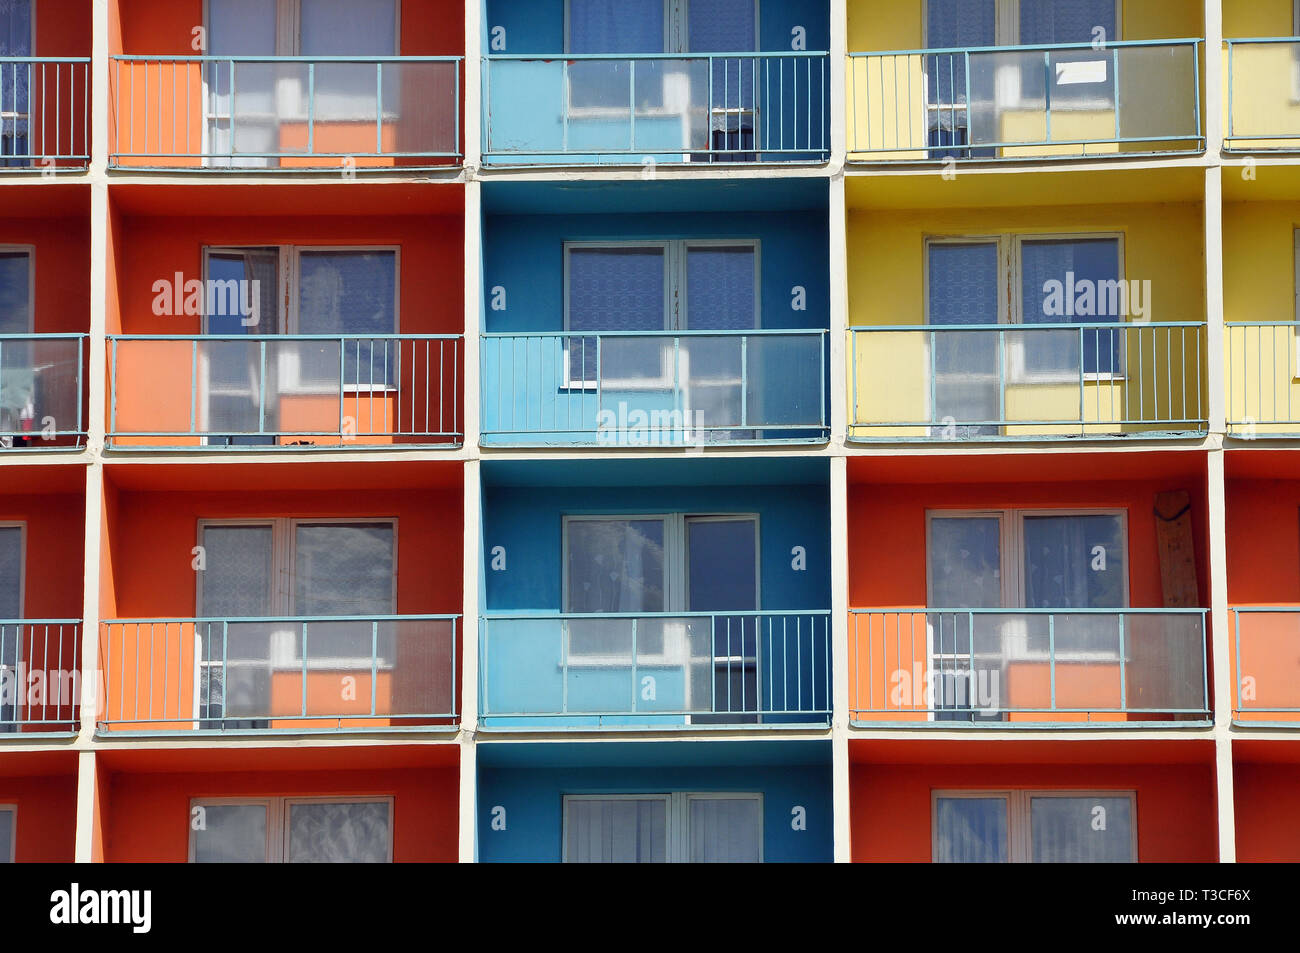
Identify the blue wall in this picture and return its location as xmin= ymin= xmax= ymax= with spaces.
xmin=478 ymin=755 xmax=834 ymax=862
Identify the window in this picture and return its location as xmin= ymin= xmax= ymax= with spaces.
xmin=924 ymin=234 xmax=1125 ymax=432
xmin=190 ymin=796 xmax=393 ymax=863
xmin=0 ymin=247 xmax=32 ymax=334
xmin=0 ymin=524 xmax=23 ymax=732
xmin=0 ymin=805 xmax=13 ymax=862
xmin=566 ymin=0 xmax=757 ymax=55
xmin=926 ymin=509 xmax=1126 ymax=719
xmin=562 ymin=514 xmax=760 ymax=720
xmin=0 ymin=0 xmax=32 ymax=165
xmin=195 ymin=519 xmax=396 ymax=726
xmin=563 ymin=792 xmax=762 ymax=863
xmin=933 ymin=790 xmax=1136 ymax=863
xmin=563 ymin=240 xmax=758 ymax=385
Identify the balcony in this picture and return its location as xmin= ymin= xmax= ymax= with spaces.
xmin=0 ymin=58 xmax=89 ymax=168
xmin=848 ymin=322 xmax=1207 ymax=441
xmin=481 ymin=330 xmax=828 ymax=446
xmin=109 ymin=55 xmax=461 ymax=170
xmin=848 ymin=609 xmax=1209 ymax=725
xmin=846 ymin=40 xmax=1203 ymax=162
xmin=480 ymin=611 xmax=831 ymax=729
xmin=483 ymin=52 xmax=829 ymax=165
xmin=107 ymin=334 xmax=461 ymax=450
xmin=1225 ymin=39 xmax=1300 ymax=152
xmin=1230 ymin=608 xmax=1300 ymax=724
xmin=0 ymin=334 xmax=86 ymax=449
xmin=98 ymin=615 xmax=459 ymax=734
xmin=0 ymin=620 xmax=82 ymax=734
xmin=1225 ymin=322 xmax=1300 ymax=437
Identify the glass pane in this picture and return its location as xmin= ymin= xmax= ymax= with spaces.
xmin=300 ymin=0 xmax=396 ymax=55
xmin=0 ymin=526 xmax=19 ymax=619
xmin=296 ymin=251 xmax=397 ymax=383
xmin=1020 ymin=238 xmax=1121 ymax=375
xmin=566 ymin=519 xmax=665 ymax=613
xmin=193 ymin=803 xmax=267 ymax=863
xmin=935 ymin=796 xmax=1008 ymax=862
xmin=0 ymin=251 xmax=30 ymax=334
xmin=1022 ymin=514 xmax=1124 ymax=609
xmin=686 ymin=245 xmax=755 ymax=330
xmin=0 ymin=807 xmax=11 ymax=862
xmin=565 ymin=798 xmax=667 ymax=863
xmin=1031 ymin=796 xmax=1133 ymax=862
xmin=928 ymin=517 xmax=1002 ymax=609
xmin=205 ymin=248 xmax=278 ymax=334
xmin=688 ymin=0 xmax=756 ymax=52
xmin=569 ymin=0 xmax=664 ymax=54
xmin=1019 ymin=0 xmax=1116 ymax=45
xmin=689 ymin=797 xmax=761 ymax=863
xmin=293 ymin=522 xmax=395 ymax=616
xmin=200 ymin=525 xmax=274 ymax=617
xmin=687 ymin=518 xmax=756 ymax=611
xmin=929 ymin=242 xmax=999 ymax=325
xmin=568 ymin=247 xmax=665 ymax=333
xmin=287 ymin=800 xmax=390 ymax=862
xmin=926 ymin=0 xmax=994 ymax=145
xmin=207 ymin=0 xmax=276 ymax=56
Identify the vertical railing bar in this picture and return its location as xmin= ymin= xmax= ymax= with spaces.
xmin=371 ymin=620 xmax=379 ymax=717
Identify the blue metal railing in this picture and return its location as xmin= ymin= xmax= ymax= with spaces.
xmin=1225 ymin=38 xmax=1300 ymax=151
xmin=848 ymin=322 xmax=1207 ymax=441
xmin=99 ymin=615 xmax=459 ymax=733
xmin=483 ymin=51 xmax=829 ymax=162
xmin=482 ymin=329 xmax=828 ymax=445
xmin=0 ymin=333 xmax=86 ymax=449
xmin=107 ymin=333 xmax=461 ymax=449
xmin=1231 ymin=608 xmax=1300 ymax=722
xmin=0 ymin=620 xmax=82 ymax=732
xmin=480 ymin=611 xmax=831 ymax=726
xmin=110 ymin=54 xmax=462 ymax=168
xmin=0 ymin=57 xmax=89 ymax=166
xmin=849 ymin=608 xmax=1209 ymax=724
xmin=847 ymin=39 xmax=1203 ymax=160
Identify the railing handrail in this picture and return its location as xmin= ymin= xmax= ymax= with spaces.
xmin=0 ymin=333 xmax=89 ymax=340
xmin=485 ymin=51 xmax=829 ymax=61
xmin=111 ymin=54 xmax=462 ymax=63
xmin=108 ymin=332 xmax=462 ymax=342
xmin=849 ymin=38 xmax=1203 ymax=57
xmin=106 ymin=614 xmax=458 ymax=625
xmin=484 ymin=610 xmax=829 ymax=620
xmin=0 ymin=55 xmax=91 ymax=63
xmin=850 ymin=607 xmax=1206 ymax=615
xmin=1225 ymin=320 xmax=1300 ymax=327
xmin=850 ymin=322 xmax=1203 ymax=332
xmin=1224 ymin=36 xmax=1300 ymax=46
xmin=483 ymin=328 xmax=828 ymax=339
xmin=1229 ymin=606 xmax=1300 ymax=613
xmin=0 ymin=618 xmax=82 ymax=624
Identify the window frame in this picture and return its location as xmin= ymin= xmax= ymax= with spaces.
xmin=0 ymin=245 xmax=35 ymax=335
xmin=0 ymin=803 xmax=16 ymax=863
xmin=0 ymin=521 xmax=26 ymax=620
xmin=562 ymin=0 xmax=760 ymax=55
xmin=561 ymin=790 xmax=763 ymax=863
xmin=561 ymin=238 xmax=761 ymax=390
xmin=188 ymin=795 xmax=394 ymax=863
xmin=922 ymin=0 xmax=1123 ymax=48
xmin=931 ymin=788 xmax=1137 ymax=863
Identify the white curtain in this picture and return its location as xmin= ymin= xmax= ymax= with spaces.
xmin=935 ymin=796 xmax=1008 ymax=862
xmin=1030 ymin=796 xmax=1133 ymax=862
xmin=192 ymin=803 xmax=268 ymax=863
xmin=689 ymin=797 xmax=761 ymax=862
xmin=565 ymin=798 xmax=667 ymax=863
xmin=566 ymin=519 xmax=665 ymax=613
xmin=286 ymin=801 xmax=390 ymax=862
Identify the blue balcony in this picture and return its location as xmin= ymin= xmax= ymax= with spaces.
xmin=480 ymin=611 xmax=831 ymax=729
xmin=481 ymin=329 xmax=828 ymax=446
xmin=484 ymin=51 xmax=829 ymax=165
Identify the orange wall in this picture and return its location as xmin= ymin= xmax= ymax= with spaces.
xmin=102 ymin=766 xmax=458 ymax=862
xmin=1226 ymin=479 xmax=1300 ymax=605
xmin=0 ymin=492 xmax=85 ymax=618
xmin=850 ymin=761 xmax=1218 ymax=862
xmin=0 ymin=773 xmax=76 ymax=862
xmin=0 ymin=217 xmax=90 ymax=334
xmin=1235 ymin=762 xmax=1300 ymax=862
xmin=848 ymin=478 xmax=1211 ymax=611
xmin=106 ymin=486 xmax=462 ymax=617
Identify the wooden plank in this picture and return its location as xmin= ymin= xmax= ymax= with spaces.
xmin=1154 ymin=489 xmax=1199 ymax=608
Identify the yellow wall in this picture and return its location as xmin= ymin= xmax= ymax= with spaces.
xmin=846 ymin=202 xmax=1208 ymax=437
xmin=1224 ymin=0 xmax=1293 ymax=39
xmin=1222 ymin=0 xmax=1300 ymax=147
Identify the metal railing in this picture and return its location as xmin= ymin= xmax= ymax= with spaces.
xmin=110 ymin=55 xmax=461 ymax=168
xmin=107 ymin=333 xmax=461 ymax=449
xmin=1225 ymin=38 xmax=1300 ymax=151
xmin=483 ymin=52 xmax=829 ymax=162
xmin=848 ymin=322 xmax=1207 ymax=441
xmin=847 ymin=39 xmax=1203 ymax=161
xmin=0 ymin=620 xmax=82 ymax=732
xmin=1225 ymin=322 xmax=1300 ymax=436
xmin=1231 ymin=608 xmax=1300 ymax=722
xmin=481 ymin=329 xmax=828 ymax=445
xmin=480 ymin=611 xmax=831 ymax=726
xmin=0 ymin=58 xmax=89 ymax=166
xmin=99 ymin=615 xmax=459 ymax=732
xmin=849 ymin=608 xmax=1209 ymax=724
xmin=0 ymin=334 xmax=86 ymax=449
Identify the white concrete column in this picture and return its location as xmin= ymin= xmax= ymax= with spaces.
xmin=1206 ymin=448 xmax=1235 ymax=862
xmin=830 ymin=454 xmax=852 ymax=862
xmin=1205 ymin=166 xmax=1225 ymax=435
xmin=462 ymin=0 xmax=482 ymax=170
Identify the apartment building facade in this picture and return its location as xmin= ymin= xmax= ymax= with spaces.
xmin=0 ymin=0 xmax=1295 ymax=864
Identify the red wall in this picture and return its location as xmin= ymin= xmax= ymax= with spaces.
xmin=1226 ymin=479 xmax=1300 ymax=605
xmin=0 ymin=773 xmax=77 ymax=862
xmin=0 ymin=492 xmax=85 ymax=618
xmin=35 ymin=0 xmax=91 ymax=56
xmin=102 ymin=766 xmax=458 ymax=862
xmin=1235 ymin=762 xmax=1300 ymax=862
xmin=107 ymin=487 xmax=462 ymax=618
xmin=0 ymin=217 xmax=90 ymax=335
xmin=850 ymin=761 xmax=1218 ymax=863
